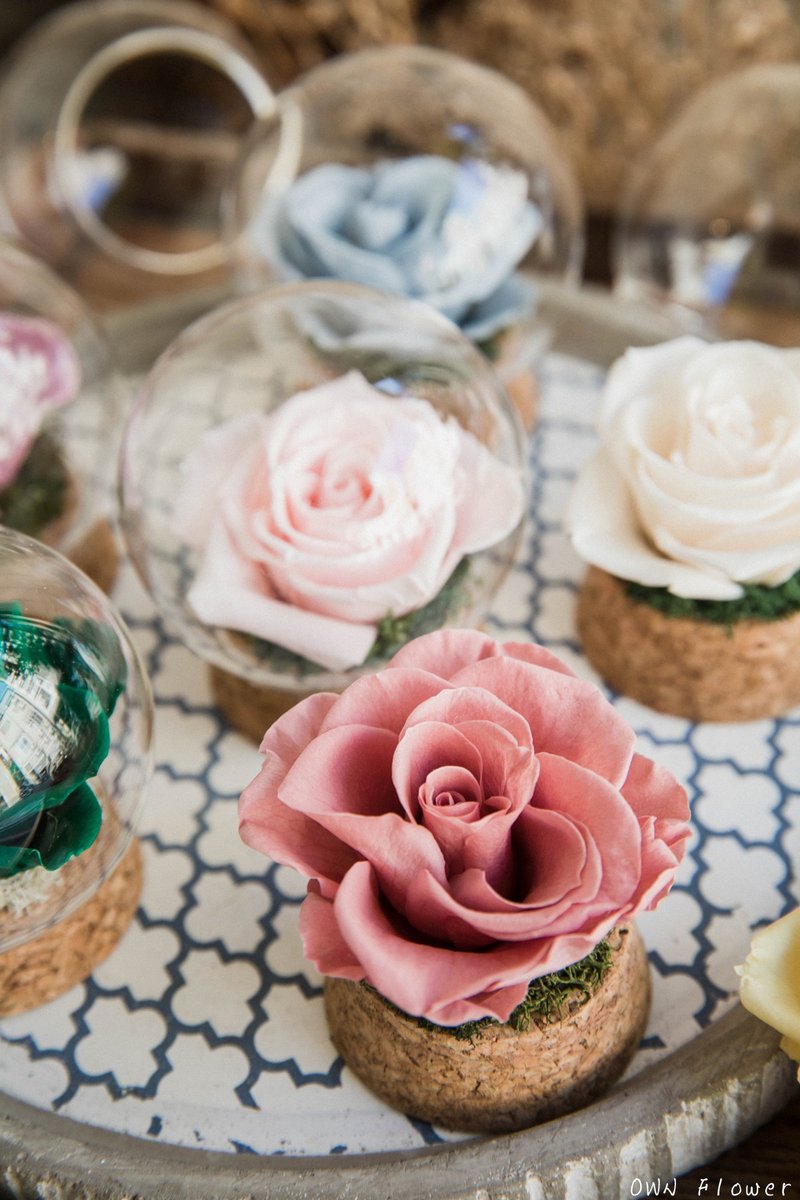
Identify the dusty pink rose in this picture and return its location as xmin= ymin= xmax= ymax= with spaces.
xmin=240 ymin=628 xmax=689 ymax=1025
xmin=173 ymin=370 xmax=524 ymax=672
xmin=0 ymin=313 xmax=81 ymax=490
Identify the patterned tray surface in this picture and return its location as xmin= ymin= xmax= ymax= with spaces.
xmin=1 ymin=349 xmax=797 ymax=1158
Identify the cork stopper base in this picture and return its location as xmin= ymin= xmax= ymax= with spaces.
xmin=325 ymin=924 xmax=650 ymax=1134
xmin=0 ymin=838 xmax=143 ymax=1017
xmin=65 ymin=519 xmax=120 ymax=596
xmin=578 ymin=567 xmax=800 ymax=722
xmin=504 ymin=369 xmax=538 ymax=432
xmin=495 ymin=327 xmax=540 ymax=433
xmin=210 ymin=665 xmax=318 ymax=743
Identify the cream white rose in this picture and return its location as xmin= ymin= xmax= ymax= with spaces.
xmin=568 ymin=337 xmax=800 ymax=599
xmin=736 ymin=907 xmax=800 ymax=1079
xmin=173 ymin=371 xmax=524 ymax=672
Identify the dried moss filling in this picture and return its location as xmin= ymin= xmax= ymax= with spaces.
xmin=247 ymin=557 xmax=469 ymax=676
xmin=368 ymin=937 xmax=614 ymax=1042
xmin=0 ymin=433 xmax=70 ymax=537
xmin=624 ymin=571 xmax=800 ymax=626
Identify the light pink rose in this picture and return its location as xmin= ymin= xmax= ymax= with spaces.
xmin=240 ymin=628 xmax=689 ymax=1025
xmin=0 ymin=313 xmax=81 ymax=490
xmin=174 ymin=371 xmax=524 ymax=672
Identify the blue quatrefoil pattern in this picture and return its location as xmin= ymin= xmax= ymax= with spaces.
xmin=0 ymin=352 xmax=798 ymax=1158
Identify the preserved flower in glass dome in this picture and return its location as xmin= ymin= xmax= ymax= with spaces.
xmin=0 ymin=238 xmax=120 ymax=592
xmin=120 ymin=282 xmax=527 ymax=739
xmin=225 ymin=45 xmax=583 ymax=429
xmin=0 ymin=529 xmax=152 ymax=1013
xmin=0 ymin=0 xmax=274 ymax=309
xmin=615 ymin=64 xmax=800 ymax=346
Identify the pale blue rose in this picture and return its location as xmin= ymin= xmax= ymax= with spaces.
xmin=251 ymin=155 xmax=543 ymax=341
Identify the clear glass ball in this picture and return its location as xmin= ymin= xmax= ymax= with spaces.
xmin=0 ymin=528 xmax=153 ymax=952
xmin=0 ymin=237 xmax=120 ymax=587
xmin=225 ymin=45 xmax=583 ymax=384
xmin=0 ymin=0 xmax=274 ymax=309
xmin=614 ymin=64 xmax=800 ymax=345
xmin=120 ymin=281 xmax=527 ymax=696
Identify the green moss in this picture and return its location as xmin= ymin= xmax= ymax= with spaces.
xmin=624 ymin=570 xmax=800 ymax=626
xmin=367 ymin=557 xmax=469 ymax=662
xmin=0 ymin=432 xmax=70 ymax=537
xmin=476 ymin=334 xmax=502 ymax=363
xmin=247 ymin=557 xmax=470 ymax=677
xmin=369 ymin=937 xmax=614 ymax=1042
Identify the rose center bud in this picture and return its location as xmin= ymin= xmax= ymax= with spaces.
xmin=312 ymin=468 xmax=372 ymax=510
xmin=419 ymin=766 xmax=483 ymax=824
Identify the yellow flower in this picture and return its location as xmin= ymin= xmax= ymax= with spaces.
xmin=736 ymin=908 xmax=800 ymax=1079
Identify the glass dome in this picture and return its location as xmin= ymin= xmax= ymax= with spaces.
xmin=614 ymin=64 xmax=800 ymax=345
xmin=0 ymin=528 xmax=153 ymax=952
xmin=0 ymin=237 xmax=121 ymax=590
xmin=120 ymin=281 xmax=527 ymax=703
xmin=225 ymin=45 xmax=583 ymax=415
xmin=0 ymin=0 xmax=275 ymax=309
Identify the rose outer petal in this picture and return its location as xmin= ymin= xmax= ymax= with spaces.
xmin=386 ymin=628 xmax=575 ymax=681
xmin=326 ymin=861 xmax=602 ymax=1024
xmin=300 ymin=885 xmax=365 ymax=979
xmin=451 ymin=657 xmax=637 ymax=788
xmin=318 ymin=668 xmax=453 ymax=735
xmin=239 ymin=751 xmax=360 ymax=898
xmin=258 ymin=690 xmax=339 ymax=761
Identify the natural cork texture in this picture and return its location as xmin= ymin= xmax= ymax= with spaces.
xmin=578 ymin=566 xmax=800 ymax=722
xmin=33 ymin=464 xmax=119 ymax=594
xmin=325 ymin=924 xmax=650 ymax=1134
xmin=502 ymin=363 xmax=538 ymax=432
xmin=211 ymin=665 xmax=317 ymax=743
xmin=0 ymin=838 xmax=143 ymax=1017
xmin=65 ymin=519 xmax=120 ymax=596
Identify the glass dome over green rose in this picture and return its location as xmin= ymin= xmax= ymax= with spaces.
xmin=0 ymin=530 xmax=152 ymax=952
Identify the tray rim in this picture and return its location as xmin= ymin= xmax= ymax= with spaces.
xmin=0 ymin=1007 xmax=794 ymax=1198
xmin=1 ymin=282 xmax=796 ymax=1198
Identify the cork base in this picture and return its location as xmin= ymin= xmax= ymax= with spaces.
xmin=64 ymin=519 xmax=120 ymax=595
xmin=210 ymin=664 xmax=317 ymax=743
xmin=0 ymin=839 xmax=143 ymax=1017
xmin=504 ymin=368 xmax=539 ymax=432
xmin=325 ymin=924 xmax=650 ymax=1134
xmin=578 ymin=567 xmax=800 ymax=722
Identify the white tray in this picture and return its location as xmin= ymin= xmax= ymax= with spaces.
xmin=0 ymin=283 xmax=795 ymax=1199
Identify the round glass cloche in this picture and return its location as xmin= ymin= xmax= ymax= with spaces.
xmin=225 ymin=45 xmax=583 ymax=422
xmin=615 ymin=64 xmax=800 ymax=345
xmin=0 ymin=528 xmax=153 ymax=953
xmin=119 ymin=281 xmax=527 ymax=720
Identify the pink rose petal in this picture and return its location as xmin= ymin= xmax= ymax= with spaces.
xmin=328 ymin=861 xmax=602 ymax=1024
xmin=300 ymin=885 xmax=365 ymax=979
xmin=318 ymin=668 xmax=451 ymax=735
xmin=239 ymin=752 xmax=359 ymax=897
xmin=175 ymin=374 xmax=524 ymax=668
xmin=450 ymin=657 xmax=637 ymax=787
xmin=238 ymin=628 xmax=690 ymax=1024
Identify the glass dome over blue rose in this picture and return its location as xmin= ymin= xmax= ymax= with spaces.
xmin=225 ymin=46 xmax=584 ymax=429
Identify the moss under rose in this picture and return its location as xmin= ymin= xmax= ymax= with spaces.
xmin=248 ymin=557 xmax=470 ymax=677
xmin=624 ymin=571 xmax=800 ymax=626
xmin=0 ymin=432 xmax=70 ymax=537
xmin=370 ymin=936 xmax=614 ymax=1042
